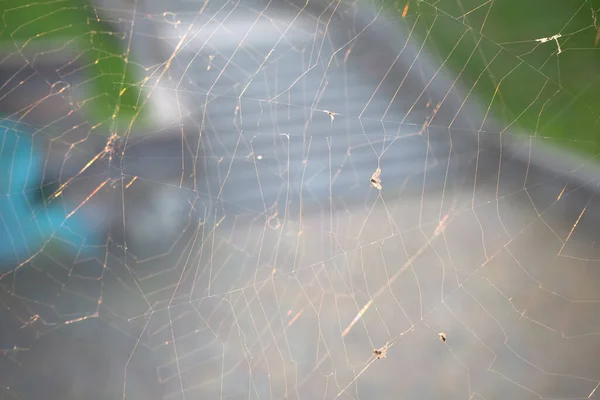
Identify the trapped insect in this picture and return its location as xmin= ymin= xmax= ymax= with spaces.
xmin=370 ymin=167 xmax=382 ymax=190
xmin=373 ymin=346 xmax=387 ymax=359
xmin=438 ymin=332 xmax=446 ymax=342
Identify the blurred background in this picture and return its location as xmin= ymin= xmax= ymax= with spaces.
xmin=1 ymin=0 xmax=600 ymax=399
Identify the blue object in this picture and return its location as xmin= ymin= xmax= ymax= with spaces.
xmin=0 ymin=121 xmax=96 ymax=269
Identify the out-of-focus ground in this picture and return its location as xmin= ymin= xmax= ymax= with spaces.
xmin=1 ymin=1 xmax=600 ymax=400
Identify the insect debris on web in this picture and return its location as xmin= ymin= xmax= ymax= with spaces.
xmin=373 ymin=345 xmax=388 ymax=359
xmin=370 ymin=167 xmax=382 ymax=190
xmin=438 ymin=332 xmax=447 ymax=343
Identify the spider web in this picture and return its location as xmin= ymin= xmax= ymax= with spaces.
xmin=2 ymin=0 xmax=600 ymax=399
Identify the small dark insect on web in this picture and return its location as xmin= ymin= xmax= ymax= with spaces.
xmin=438 ymin=332 xmax=446 ymax=342
xmin=373 ymin=345 xmax=388 ymax=359
xmin=370 ymin=167 xmax=382 ymax=190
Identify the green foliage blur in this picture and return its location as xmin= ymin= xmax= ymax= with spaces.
xmin=0 ymin=0 xmax=147 ymax=135
xmin=381 ymin=0 xmax=600 ymax=159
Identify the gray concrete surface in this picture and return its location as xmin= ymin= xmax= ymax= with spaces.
xmin=1 ymin=1 xmax=600 ymax=400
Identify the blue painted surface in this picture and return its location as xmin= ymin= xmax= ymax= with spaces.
xmin=0 ymin=121 xmax=95 ymax=269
